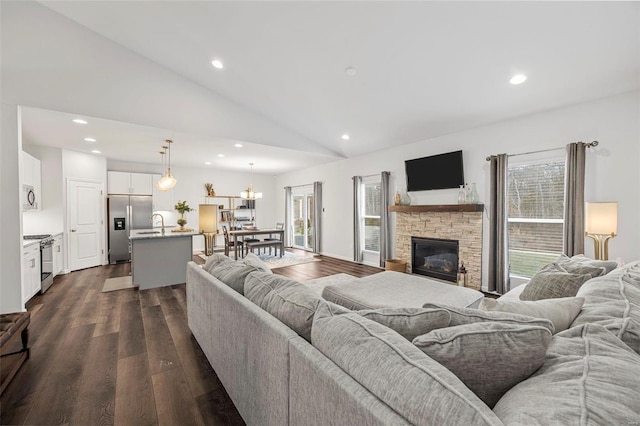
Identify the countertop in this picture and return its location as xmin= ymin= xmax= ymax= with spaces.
xmin=130 ymin=228 xmax=199 ymax=240
xmin=22 ymin=232 xmax=63 ymax=248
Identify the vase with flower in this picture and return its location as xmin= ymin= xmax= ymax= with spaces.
xmin=174 ymin=200 xmax=193 ymax=230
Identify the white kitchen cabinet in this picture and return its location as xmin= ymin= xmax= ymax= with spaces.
xmin=151 ymin=173 xmax=174 ymax=211
xmin=108 ymin=171 xmax=153 ymax=195
xmin=22 ymin=243 xmax=41 ymax=304
xmin=22 ymin=151 xmax=42 ymax=210
xmin=52 ymin=234 xmax=63 ymax=277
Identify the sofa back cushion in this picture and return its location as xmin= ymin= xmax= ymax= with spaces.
xmin=205 ymin=257 xmax=262 ymax=295
xmin=571 ymin=260 xmax=640 ymax=354
xmin=244 ymin=271 xmax=325 ymax=341
xmin=311 ymin=303 xmax=502 ymax=426
xmin=422 ymin=303 xmax=554 ymax=332
xmin=357 ymin=308 xmax=450 ymax=341
xmin=413 ymin=322 xmax=552 ymax=408
xmin=479 ymin=296 xmax=584 ymax=334
xmin=493 ymin=323 xmax=640 ymax=425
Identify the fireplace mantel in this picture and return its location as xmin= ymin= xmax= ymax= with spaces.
xmin=388 ymin=204 xmax=483 ymax=213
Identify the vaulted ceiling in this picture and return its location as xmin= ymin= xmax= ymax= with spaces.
xmin=11 ymin=1 xmax=640 ymax=172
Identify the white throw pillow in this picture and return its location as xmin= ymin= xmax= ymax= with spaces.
xmin=479 ymin=296 xmax=585 ymax=334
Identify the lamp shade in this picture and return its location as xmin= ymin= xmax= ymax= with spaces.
xmin=585 ymin=202 xmax=618 ymax=235
xmin=199 ymin=204 xmax=218 ymax=233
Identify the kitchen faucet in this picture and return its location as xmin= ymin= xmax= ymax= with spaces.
xmin=151 ymin=213 xmax=165 ymax=235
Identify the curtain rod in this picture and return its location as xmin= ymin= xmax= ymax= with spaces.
xmin=485 ymin=141 xmax=599 ymax=161
xmin=284 ymin=183 xmax=314 ymax=189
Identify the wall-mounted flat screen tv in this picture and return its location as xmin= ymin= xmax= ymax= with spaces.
xmin=405 ymin=150 xmax=464 ymax=191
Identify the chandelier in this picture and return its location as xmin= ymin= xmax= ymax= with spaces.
xmin=240 ymin=162 xmax=262 ymax=200
xmin=157 ymin=139 xmax=177 ymax=191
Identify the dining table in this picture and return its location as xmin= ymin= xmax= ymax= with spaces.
xmin=228 ymin=228 xmax=285 ymax=260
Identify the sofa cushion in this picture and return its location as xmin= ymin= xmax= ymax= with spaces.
xmin=311 ymin=303 xmax=503 ymax=426
xmin=520 ymin=262 xmax=592 ymax=301
xmin=205 ymin=256 xmax=262 ymax=295
xmin=357 ymin=308 xmax=451 ymax=341
xmin=493 ymin=323 xmax=640 ymax=425
xmin=571 ymin=260 xmax=640 ymax=354
xmin=202 ymin=253 xmax=233 ymax=273
xmin=412 ymin=322 xmax=552 ymax=408
xmin=242 ymin=252 xmax=272 ymax=274
xmin=479 ymin=297 xmax=584 ymax=334
xmin=557 ymin=253 xmax=619 ymax=275
xmin=244 ymin=272 xmax=324 ymax=341
xmin=422 ymin=303 xmax=555 ymax=332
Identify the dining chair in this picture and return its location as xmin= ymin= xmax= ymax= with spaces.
xmin=263 ymin=222 xmax=285 ymax=255
xmin=222 ymin=225 xmax=243 ymax=257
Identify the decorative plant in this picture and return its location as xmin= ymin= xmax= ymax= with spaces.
xmin=174 ymin=200 xmax=193 ymax=229
xmin=204 ymin=183 xmax=215 ymax=197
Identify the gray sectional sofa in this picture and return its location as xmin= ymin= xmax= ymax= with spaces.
xmin=186 ymin=256 xmax=640 ymax=425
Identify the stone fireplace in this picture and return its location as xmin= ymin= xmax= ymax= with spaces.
xmin=412 ymin=237 xmax=459 ymax=283
xmin=390 ymin=204 xmax=483 ymax=290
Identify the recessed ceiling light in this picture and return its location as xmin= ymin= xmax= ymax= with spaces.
xmin=91 ymin=150 xmax=101 ymax=154
xmin=84 ymin=137 xmax=97 ymax=142
xmin=509 ymin=74 xmax=527 ymax=85
xmin=345 ymin=67 xmax=357 ymax=77
xmin=218 ymin=154 xmax=225 ymax=158
xmin=211 ymin=59 xmax=224 ymax=69
xmin=234 ymin=143 xmax=243 ymax=148
xmin=341 ymin=134 xmax=350 ymax=140
xmin=204 ymin=161 xmax=212 ymax=165
xmin=72 ymin=118 xmax=88 ymax=124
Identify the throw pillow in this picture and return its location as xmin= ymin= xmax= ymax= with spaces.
xmin=479 ymin=297 xmax=585 ymax=334
xmin=556 ymin=253 xmax=619 ymax=275
xmin=242 ymin=252 xmax=272 ymax=274
xmin=311 ymin=303 xmax=501 ymax=425
xmin=202 ymin=253 xmax=233 ymax=274
xmin=357 ymin=308 xmax=451 ymax=341
xmin=244 ymin=271 xmax=323 ymax=341
xmin=519 ymin=262 xmax=592 ymax=301
xmin=493 ymin=323 xmax=640 ymax=424
xmin=422 ymin=302 xmax=554 ymax=332
xmin=412 ymin=322 xmax=552 ymax=408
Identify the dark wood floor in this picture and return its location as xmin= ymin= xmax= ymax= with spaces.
xmin=0 ymin=250 xmax=382 ymax=426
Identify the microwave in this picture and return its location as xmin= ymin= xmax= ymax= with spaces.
xmin=23 ymin=185 xmax=37 ymax=210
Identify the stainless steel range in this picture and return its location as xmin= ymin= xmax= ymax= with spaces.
xmin=24 ymin=234 xmax=54 ymax=293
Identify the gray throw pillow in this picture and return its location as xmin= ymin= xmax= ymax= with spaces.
xmin=206 ymin=255 xmax=260 ymax=295
xmin=311 ymin=303 xmax=502 ymax=425
xmin=479 ymin=297 xmax=585 ymax=334
xmin=202 ymin=253 xmax=232 ymax=273
xmin=244 ymin=271 xmax=323 ymax=341
xmin=242 ymin=252 xmax=272 ymax=274
xmin=557 ymin=254 xmax=619 ymax=275
xmin=493 ymin=323 xmax=640 ymax=424
xmin=413 ymin=322 xmax=552 ymax=408
xmin=422 ymin=302 xmax=554 ymax=332
xmin=357 ymin=308 xmax=451 ymax=341
xmin=520 ymin=262 xmax=592 ymax=301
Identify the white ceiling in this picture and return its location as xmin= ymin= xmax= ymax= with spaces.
xmin=22 ymin=1 xmax=640 ymax=172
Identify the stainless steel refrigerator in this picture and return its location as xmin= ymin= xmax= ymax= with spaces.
xmin=108 ymin=195 xmax=153 ymax=263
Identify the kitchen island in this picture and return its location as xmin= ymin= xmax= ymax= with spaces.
xmin=130 ymin=228 xmax=197 ymax=290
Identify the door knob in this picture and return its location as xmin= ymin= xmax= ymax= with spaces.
xmin=70 ymin=229 xmax=77 ymax=232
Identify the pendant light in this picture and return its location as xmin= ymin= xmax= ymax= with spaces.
xmin=157 ymin=139 xmax=177 ymax=191
xmin=240 ymin=162 xmax=262 ymax=200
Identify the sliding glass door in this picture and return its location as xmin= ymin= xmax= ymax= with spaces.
xmin=293 ymin=192 xmax=314 ymax=250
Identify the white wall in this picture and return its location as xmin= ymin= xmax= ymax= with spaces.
xmin=276 ymin=91 xmax=640 ymax=289
xmin=108 ymin=160 xmax=277 ymax=252
xmin=22 ymin=146 xmax=64 ymax=235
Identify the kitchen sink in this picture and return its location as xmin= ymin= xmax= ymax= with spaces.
xmin=137 ymin=231 xmax=161 ymax=235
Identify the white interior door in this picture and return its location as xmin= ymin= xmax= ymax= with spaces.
xmin=68 ymin=179 xmax=103 ymax=271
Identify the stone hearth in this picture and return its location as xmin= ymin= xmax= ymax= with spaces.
xmin=391 ymin=205 xmax=483 ymax=290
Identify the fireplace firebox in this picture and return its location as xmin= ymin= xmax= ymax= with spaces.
xmin=411 ymin=237 xmax=459 ymax=282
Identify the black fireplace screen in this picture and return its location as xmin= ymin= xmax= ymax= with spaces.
xmin=411 ymin=237 xmax=459 ymax=282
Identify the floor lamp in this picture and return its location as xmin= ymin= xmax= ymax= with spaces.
xmin=585 ymin=202 xmax=617 ymax=260
xmin=199 ymin=204 xmax=218 ymax=256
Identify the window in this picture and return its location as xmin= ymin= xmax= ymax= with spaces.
xmin=507 ymin=158 xmax=565 ymax=277
xmin=362 ymin=178 xmax=381 ymax=253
